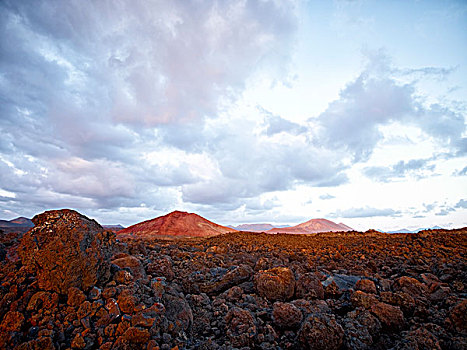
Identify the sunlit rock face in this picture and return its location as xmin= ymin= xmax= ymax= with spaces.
xmin=18 ymin=209 xmax=115 ymax=294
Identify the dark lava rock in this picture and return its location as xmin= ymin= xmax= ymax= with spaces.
xmin=200 ymin=264 xmax=253 ymax=295
xmin=355 ymin=279 xmax=377 ymax=294
xmin=298 ymin=313 xmax=344 ymax=350
xmin=350 ymin=290 xmax=378 ymax=309
xmin=295 ymin=272 xmax=325 ymax=299
xmin=272 ymin=302 xmax=303 ymax=329
xmin=371 ymin=302 xmax=405 ymax=331
xmin=322 ymin=274 xmax=361 ymax=290
xmin=67 ymin=287 xmax=86 ymax=307
xmin=0 ymin=217 xmax=465 ymax=350
xmin=254 ymin=267 xmax=295 ymax=301
xmin=447 ymin=299 xmax=467 ymax=334
xmin=393 ymin=276 xmax=428 ymax=297
xmin=396 ymin=326 xmax=442 ymax=350
xmin=18 ymin=209 xmax=115 ymax=293
xmin=111 ymin=254 xmax=146 ymax=280
xmin=224 ymin=307 xmax=257 ymax=348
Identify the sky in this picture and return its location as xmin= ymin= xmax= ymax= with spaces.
xmin=0 ymin=0 xmax=466 ymax=231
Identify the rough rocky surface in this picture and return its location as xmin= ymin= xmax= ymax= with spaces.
xmin=18 ymin=209 xmax=115 ymax=293
xmin=0 ymin=210 xmax=466 ymax=349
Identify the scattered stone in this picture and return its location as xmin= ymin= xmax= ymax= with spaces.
xmin=224 ymin=307 xmax=257 ymax=348
xmin=371 ymin=302 xmax=405 ymax=331
xmin=0 ymin=213 xmax=465 ymax=349
xmin=350 ymin=290 xmax=378 ymax=309
xmin=298 ymin=313 xmax=344 ymax=350
xmin=254 ymin=267 xmax=295 ymax=301
xmin=355 ymin=279 xmax=377 ymax=294
xmin=68 ymin=287 xmax=86 ymax=307
xmin=272 ymin=302 xmax=303 ymax=329
xmin=112 ymin=254 xmax=146 ymax=280
xmin=200 ymin=264 xmax=253 ymax=295
xmin=393 ymin=276 xmax=428 ymax=297
xmin=295 ymin=273 xmax=325 ymax=299
xmin=447 ymin=299 xmax=467 ymax=334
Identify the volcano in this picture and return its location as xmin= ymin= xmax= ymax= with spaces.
xmin=117 ymin=210 xmax=235 ymax=237
xmin=267 ymin=218 xmax=352 ymax=234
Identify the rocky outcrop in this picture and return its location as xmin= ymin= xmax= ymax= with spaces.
xmin=18 ymin=209 xmax=115 ymax=293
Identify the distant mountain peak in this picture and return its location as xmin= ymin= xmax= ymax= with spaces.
xmin=268 ymin=218 xmax=352 ymax=234
xmin=118 ymin=210 xmax=235 ymax=237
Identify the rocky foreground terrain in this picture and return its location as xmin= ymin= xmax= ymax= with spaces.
xmin=0 ymin=209 xmax=466 ymax=349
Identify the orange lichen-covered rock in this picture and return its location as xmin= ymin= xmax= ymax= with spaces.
xmin=272 ymin=302 xmax=303 ymax=329
xmin=111 ymin=255 xmax=146 ymax=280
xmin=254 ymin=267 xmax=295 ymax=301
xmin=298 ymin=313 xmax=344 ymax=350
xmin=225 ymin=307 xmax=257 ymax=348
xmin=355 ymin=279 xmax=377 ymax=294
xmin=371 ymin=302 xmax=405 ymax=330
xmin=393 ymin=276 xmax=428 ymax=297
xmin=18 ymin=209 xmax=115 ymax=294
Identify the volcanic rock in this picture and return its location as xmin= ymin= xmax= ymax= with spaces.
xmin=224 ymin=307 xmax=257 ymax=348
xmin=200 ymin=264 xmax=253 ymax=295
xmin=371 ymin=302 xmax=405 ymax=331
xmin=254 ymin=267 xmax=295 ymax=301
xmin=18 ymin=209 xmax=115 ymax=293
xmin=298 ymin=313 xmax=344 ymax=350
xmin=272 ymin=302 xmax=303 ymax=329
xmin=111 ymin=254 xmax=146 ymax=280
xmin=393 ymin=276 xmax=428 ymax=297
xmin=447 ymin=299 xmax=467 ymax=334
xmin=118 ymin=210 xmax=235 ymax=237
xmin=0 ymin=218 xmax=465 ymax=349
xmin=351 ymin=290 xmax=378 ymax=309
xmin=355 ymin=279 xmax=377 ymax=294
xmin=295 ymin=273 xmax=325 ymax=299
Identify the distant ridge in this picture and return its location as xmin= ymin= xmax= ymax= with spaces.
xmin=0 ymin=217 xmax=34 ymax=228
xmin=103 ymin=224 xmax=125 ymax=232
xmin=232 ymin=223 xmax=276 ymax=232
xmin=118 ymin=210 xmax=235 ymax=237
xmin=267 ymin=218 xmax=352 ymax=234
xmin=385 ymin=226 xmax=444 ymax=234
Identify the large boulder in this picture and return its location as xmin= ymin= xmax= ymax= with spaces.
xmin=225 ymin=307 xmax=257 ymax=348
xmin=254 ymin=267 xmax=295 ymax=301
xmin=18 ymin=209 xmax=115 ymax=294
xmin=295 ymin=273 xmax=325 ymax=299
xmin=298 ymin=313 xmax=344 ymax=350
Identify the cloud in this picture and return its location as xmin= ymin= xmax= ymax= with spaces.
xmin=320 ymin=194 xmax=335 ymax=200
xmin=261 ymin=108 xmax=307 ymax=136
xmin=312 ymin=51 xmax=466 ymax=163
xmin=331 ymin=207 xmax=400 ymax=218
xmin=0 ymin=0 xmax=298 ymax=218
xmin=364 ymin=158 xmax=435 ymax=182
xmin=453 ymin=166 xmax=467 ymax=176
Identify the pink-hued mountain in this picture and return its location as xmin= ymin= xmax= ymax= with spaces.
xmin=118 ymin=211 xmax=236 ymax=238
xmin=267 ymin=218 xmax=353 ymax=234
